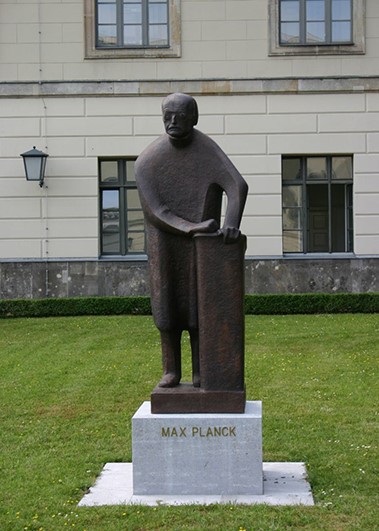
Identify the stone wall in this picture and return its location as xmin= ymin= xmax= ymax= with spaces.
xmin=0 ymin=258 xmax=377 ymax=299
xmin=244 ymin=258 xmax=379 ymax=294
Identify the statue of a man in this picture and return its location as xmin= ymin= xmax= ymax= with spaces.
xmin=135 ymin=93 xmax=248 ymax=389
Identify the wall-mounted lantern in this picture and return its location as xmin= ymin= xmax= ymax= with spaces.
xmin=20 ymin=146 xmax=49 ymax=187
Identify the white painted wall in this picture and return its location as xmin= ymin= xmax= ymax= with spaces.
xmin=0 ymin=1 xmax=378 ymax=260
xmin=0 ymin=0 xmax=378 ymax=82
xmin=0 ymin=93 xmax=378 ymax=259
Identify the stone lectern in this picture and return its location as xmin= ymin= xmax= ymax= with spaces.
xmin=151 ymin=233 xmax=247 ymax=413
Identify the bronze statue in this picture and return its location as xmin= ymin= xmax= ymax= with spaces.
xmin=135 ymin=93 xmax=248 ymax=413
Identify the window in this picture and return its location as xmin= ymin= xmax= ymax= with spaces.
xmin=282 ymin=155 xmax=353 ymax=253
xmin=269 ymin=0 xmax=365 ymax=55
xmin=84 ymin=0 xmax=181 ymax=59
xmin=99 ymin=158 xmax=146 ymax=256
xmin=96 ymin=0 xmax=169 ymax=48
xmin=280 ymin=0 xmax=352 ymax=45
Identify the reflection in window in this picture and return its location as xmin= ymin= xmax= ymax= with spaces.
xmin=102 ymin=190 xmax=120 ymax=254
xmin=282 ymin=155 xmax=353 ymax=253
xmin=96 ymin=0 xmax=169 ymax=48
xmin=280 ymin=0 xmax=352 ymax=45
xmin=99 ymin=158 xmax=145 ymax=256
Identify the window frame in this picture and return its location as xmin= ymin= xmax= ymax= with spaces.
xmin=269 ymin=0 xmax=365 ymax=55
xmin=99 ymin=158 xmax=146 ymax=257
xmin=85 ymin=0 xmax=181 ymax=59
xmin=282 ymin=155 xmax=354 ymax=255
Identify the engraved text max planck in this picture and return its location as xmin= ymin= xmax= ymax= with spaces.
xmin=161 ymin=426 xmax=237 ymax=438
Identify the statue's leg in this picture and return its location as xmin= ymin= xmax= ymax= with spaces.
xmin=158 ymin=329 xmax=182 ymax=388
xmin=189 ymin=328 xmax=200 ymax=388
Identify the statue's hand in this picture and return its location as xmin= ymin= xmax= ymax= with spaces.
xmin=220 ymin=226 xmax=241 ymax=244
xmin=189 ymin=219 xmax=218 ymax=235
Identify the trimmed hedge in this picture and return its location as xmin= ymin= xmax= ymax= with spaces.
xmin=0 ymin=293 xmax=377 ymax=319
xmin=0 ymin=296 xmax=152 ymax=319
xmin=244 ymin=292 xmax=379 ymax=315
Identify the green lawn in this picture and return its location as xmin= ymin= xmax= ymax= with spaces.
xmin=0 ymin=314 xmax=377 ymax=530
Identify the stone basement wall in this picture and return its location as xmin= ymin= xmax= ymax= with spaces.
xmin=0 ymin=258 xmax=377 ymax=299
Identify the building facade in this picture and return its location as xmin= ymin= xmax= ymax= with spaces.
xmin=0 ymin=0 xmax=378 ymax=298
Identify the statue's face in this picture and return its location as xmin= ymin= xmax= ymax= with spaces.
xmin=162 ymin=98 xmax=195 ymax=139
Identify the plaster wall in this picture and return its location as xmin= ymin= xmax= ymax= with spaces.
xmin=0 ymin=0 xmax=378 ymax=82
xmin=1 ymin=92 xmax=379 ymax=259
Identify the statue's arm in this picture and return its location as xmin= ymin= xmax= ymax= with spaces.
xmin=218 ymin=157 xmax=248 ymax=242
xmin=138 ymin=179 xmax=218 ymax=236
xmin=223 ymin=172 xmax=248 ymax=229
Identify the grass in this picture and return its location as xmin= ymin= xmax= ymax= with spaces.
xmin=0 ymin=314 xmax=377 ymax=530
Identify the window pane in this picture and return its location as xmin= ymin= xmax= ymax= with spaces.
xmin=332 ymin=157 xmax=352 ymax=180
xmin=307 ymin=184 xmax=329 ymax=252
xmin=103 ymin=231 xmax=120 ymax=253
xmin=308 ymin=183 xmax=328 ymax=206
xmin=124 ymin=3 xmax=142 ymax=23
xmin=283 ymin=231 xmax=303 ymax=252
xmin=332 ymin=0 xmax=351 ymax=20
xmin=124 ymin=25 xmax=142 ymax=45
xmin=102 ymin=189 xmax=119 ymax=210
xmin=127 ymin=189 xmax=142 ymax=208
xmin=98 ymin=25 xmax=117 ymax=46
xmin=128 ymin=210 xmax=145 ymax=231
xmin=282 ymin=157 xmax=302 ymax=180
xmin=283 ymin=208 xmax=302 ymax=229
xmin=306 ymin=0 xmax=325 ymax=21
xmin=103 ymin=232 xmax=120 ymax=253
xmin=307 ymin=157 xmax=327 ymax=179
xmin=149 ymin=24 xmax=168 ymax=45
xmin=100 ymin=160 xmax=119 ymax=183
xmin=149 ymin=3 xmax=168 ymax=24
xmin=127 ymin=231 xmax=145 ymax=253
xmin=306 ymin=22 xmax=326 ymax=43
xmin=280 ymin=22 xmax=300 ymax=43
xmin=126 ymin=160 xmax=136 ymax=182
xmin=98 ymin=4 xmax=117 ymax=24
xmin=332 ymin=21 xmax=351 ymax=41
xmin=283 ymin=185 xmax=302 ymax=206
xmin=331 ymin=184 xmax=346 ymax=252
xmin=280 ymin=0 xmax=300 ymax=22
xmin=346 ymin=184 xmax=353 ymax=252
xmin=102 ymin=190 xmax=120 ymax=253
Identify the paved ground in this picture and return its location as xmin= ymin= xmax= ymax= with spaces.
xmin=79 ymin=462 xmax=314 ymax=507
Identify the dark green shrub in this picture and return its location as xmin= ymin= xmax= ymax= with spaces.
xmin=244 ymin=292 xmax=379 ymax=315
xmin=0 ymin=296 xmax=151 ymax=319
xmin=0 ymin=293 xmax=377 ymax=319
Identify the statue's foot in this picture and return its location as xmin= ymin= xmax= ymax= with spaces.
xmin=158 ymin=373 xmax=180 ymax=388
xmin=193 ymin=373 xmax=200 ymax=388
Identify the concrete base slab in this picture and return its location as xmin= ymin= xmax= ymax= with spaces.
xmin=78 ymin=462 xmax=314 ymax=507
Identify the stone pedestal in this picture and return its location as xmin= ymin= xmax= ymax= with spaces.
xmin=132 ymin=401 xmax=263 ymax=496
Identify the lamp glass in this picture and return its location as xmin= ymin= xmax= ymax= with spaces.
xmin=24 ymin=156 xmax=43 ymax=181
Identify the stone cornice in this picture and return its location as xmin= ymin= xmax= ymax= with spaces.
xmin=1 ymin=77 xmax=379 ymax=98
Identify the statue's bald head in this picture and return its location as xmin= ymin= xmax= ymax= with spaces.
xmin=162 ymin=93 xmax=198 ymax=139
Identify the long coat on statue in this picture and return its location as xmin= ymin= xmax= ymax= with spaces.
xmin=135 ymin=128 xmax=248 ymax=333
